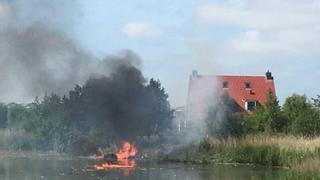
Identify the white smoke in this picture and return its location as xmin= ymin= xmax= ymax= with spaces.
xmin=183 ymin=71 xmax=222 ymax=143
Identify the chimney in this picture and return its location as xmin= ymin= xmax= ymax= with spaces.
xmin=266 ymin=70 xmax=274 ymax=80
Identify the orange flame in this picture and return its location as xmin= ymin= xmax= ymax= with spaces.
xmin=94 ymin=141 xmax=138 ymax=170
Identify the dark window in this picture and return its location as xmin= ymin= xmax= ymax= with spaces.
xmin=245 ymin=82 xmax=251 ymax=89
xmin=223 ymin=81 xmax=229 ymax=88
xmin=246 ymin=101 xmax=256 ymax=111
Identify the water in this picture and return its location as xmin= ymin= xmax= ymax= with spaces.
xmin=0 ymin=156 xmax=288 ymax=180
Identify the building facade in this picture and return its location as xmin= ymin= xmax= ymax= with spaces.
xmin=173 ymin=71 xmax=276 ymax=132
xmin=187 ymin=70 xmax=276 ymax=111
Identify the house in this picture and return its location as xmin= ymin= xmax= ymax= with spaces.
xmin=186 ymin=70 xmax=276 ymax=125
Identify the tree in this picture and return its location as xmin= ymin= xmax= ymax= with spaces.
xmin=145 ymin=78 xmax=173 ymax=137
xmin=291 ymin=108 xmax=319 ymax=137
xmin=312 ymin=95 xmax=320 ymax=110
xmin=242 ymin=92 xmax=285 ymax=134
xmin=264 ymin=92 xmax=286 ymax=132
xmin=242 ymin=107 xmax=265 ymax=133
xmin=7 ymin=103 xmax=29 ymax=130
xmin=1 ymin=71 xmax=174 ymax=154
xmin=283 ymin=94 xmax=320 ymax=137
xmin=283 ymin=95 xmax=310 ymax=124
xmin=0 ymin=103 xmax=8 ymax=129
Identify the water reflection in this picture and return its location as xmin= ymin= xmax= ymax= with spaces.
xmin=0 ymin=156 xmax=288 ymax=180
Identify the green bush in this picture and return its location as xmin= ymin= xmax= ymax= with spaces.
xmin=283 ymin=94 xmax=320 ymax=137
xmin=242 ymin=93 xmax=320 ymax=137
xmin=242 ymin=92 xmax=285 ymax=134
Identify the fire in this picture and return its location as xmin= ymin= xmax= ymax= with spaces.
xmin=94 ymin=141 xmax=138 ymax=170
xmin=117 ymin=141 xmax=138 ymax=160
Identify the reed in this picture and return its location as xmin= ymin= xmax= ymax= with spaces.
xmin=194 ymin=134 xmax=320 ymax=173
xmin=208 ymin=134 xmax=320 ymax=152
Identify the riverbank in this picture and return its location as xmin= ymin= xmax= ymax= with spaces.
xmin=162 ymin=134 xmax=320 ymax=179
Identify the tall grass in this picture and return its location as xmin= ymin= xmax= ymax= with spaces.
xmin=292 ymin=158 xmax=320 ymax=173
xmin=208 ymin=134 xmax=320 ymax=152
xmin=193 ymin=134 xmax=320 ymax=170
xmin=164 ymin=134 xmax=320 ymax=178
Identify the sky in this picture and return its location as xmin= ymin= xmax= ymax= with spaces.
xmin=72 ymin=0 xmax=320 ymax=107
xmin=2 ymin=0 xmax=320 ymax=107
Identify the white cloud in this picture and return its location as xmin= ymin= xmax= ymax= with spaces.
xmin=195 ymin=0 xmax=320 ymax=54
xmin=121 ymin=21 xmax=161 ymax=38
xmin=195 ymin=0 xmax=320 ymax=29
xmin=224 ymin=29 xmax=320 ymax=55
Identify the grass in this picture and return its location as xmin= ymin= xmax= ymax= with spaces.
xmin=163 ymin=134 xmax=320 ymax=178
xmin=194 ymin=134 xmax=319 ymax=167
xmin=291 ymin=158 xmax=320 ymax=176
xmin=207 ymin=134 xmax=320 ymax=152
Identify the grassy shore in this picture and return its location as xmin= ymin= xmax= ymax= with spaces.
xmin=163 ymin=134 xmax=320 ymax=179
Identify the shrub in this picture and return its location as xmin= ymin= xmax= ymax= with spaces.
xmin=283 ymin=94 xmax=320 ymax=137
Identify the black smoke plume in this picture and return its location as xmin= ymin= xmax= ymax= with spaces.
xmin=0 ymin=0 xmax=104 ymax=102
xmin=0 ymin=0 xmax=174 ymax=154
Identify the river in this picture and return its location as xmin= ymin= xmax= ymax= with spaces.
xmin=0 ymin=156 xmax=289 ymax=180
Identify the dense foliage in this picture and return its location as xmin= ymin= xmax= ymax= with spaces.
xmin=0 ymin=104 xmax=7 ymax=129
xmin=0 ymin=78 xmax=173 ymax=154
xmin=206 ymin=92 xmax=320 ymax=137
xmin=242 ymin=92 xmax=285 ymax=134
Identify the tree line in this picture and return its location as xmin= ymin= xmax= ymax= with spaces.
xmin=206 ymin=93 xmax=320 ymax=137
xmin=0 ymin=78 xmax=173 ymax=155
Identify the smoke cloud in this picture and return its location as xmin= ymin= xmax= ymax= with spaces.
xmin=184 ymin=73 xmax=220 ymax=143
xmin=0 ymin=0 xmax=142 ymax=103
xmin=183 ymin=71 xmax=239 ymax=143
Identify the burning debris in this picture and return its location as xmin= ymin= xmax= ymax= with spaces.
xmin=94 ymin=141 xmax=138 ymax=170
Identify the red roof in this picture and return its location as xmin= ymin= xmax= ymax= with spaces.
xmin=217 ymin=75 xmax=276 ymax=110
xmin=187 ymin=72 xmax=276 ymax=113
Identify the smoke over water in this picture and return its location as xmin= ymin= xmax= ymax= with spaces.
xmin=0 ymin=0 xmax=138 ymax=103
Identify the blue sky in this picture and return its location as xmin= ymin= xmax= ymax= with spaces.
xmin=72 ymin=0 xmax=320 ymax=107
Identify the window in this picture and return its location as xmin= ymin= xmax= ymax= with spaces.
xmin=245 ymin=82 xmax=251 ymax=89
xmin=223 ymin=81 xmax=229 ymax=88
xmin=245 ymin=101 xmax=256 ymax=111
